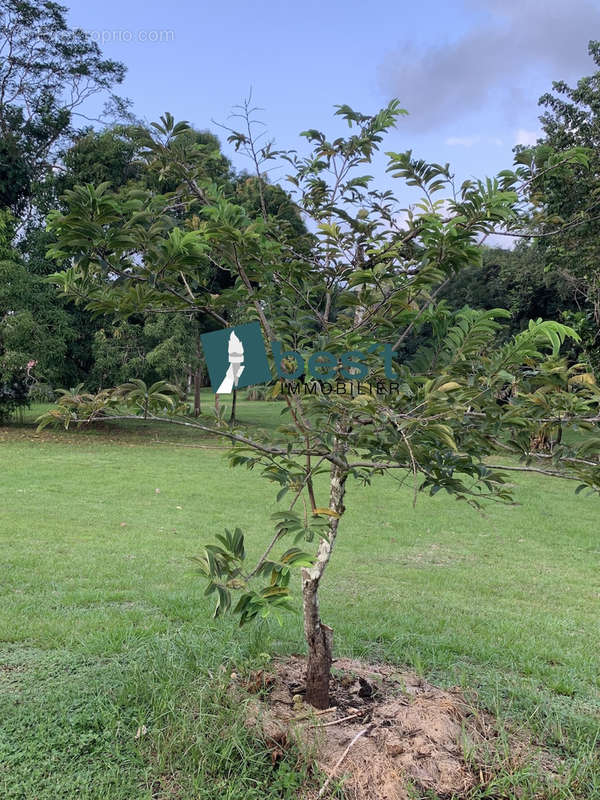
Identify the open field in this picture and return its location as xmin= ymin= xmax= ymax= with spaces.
xmin=1 ymin=398 xmax=599 ymax=799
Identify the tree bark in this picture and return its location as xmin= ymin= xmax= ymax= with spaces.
xmin=302 ymin=446 xmax=347 ymax=709
xmin=193 ymin=368 xmax=201 ymax=417
xmin=303 ymin=574 xmax=334 ymax=709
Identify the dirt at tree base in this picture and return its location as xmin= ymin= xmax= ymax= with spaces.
xmin=238 ymin=656 xmax=562 ymax=800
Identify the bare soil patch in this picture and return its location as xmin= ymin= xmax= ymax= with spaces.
xmin=238 ymin=656 xmax=561 ymax=799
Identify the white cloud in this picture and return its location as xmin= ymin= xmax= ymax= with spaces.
xmin=379 ymin=0 xmax=600 ymax=132
xmin=487 ymin=136 xmax=504 ymax=146
xmin=514 ymin=128 xmax=541 ymax=146
xmin=446 ymin=136 xmax=480 ymax=147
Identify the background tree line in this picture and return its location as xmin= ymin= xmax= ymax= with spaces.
xmin=1 ymin=1 xmax=600 ymax=415
xmin=0 ymin=0 xmax=310 ymax=414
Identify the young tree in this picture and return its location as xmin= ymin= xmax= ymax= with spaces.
xmin=42 ymin=104 xmax=600 ymax=708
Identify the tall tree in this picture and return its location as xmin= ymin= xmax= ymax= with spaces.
xmin=0 ymin=1 xmax=129 ymax=389
xmin=4 ymin=126 xmax=144 ymax=388
xmin=0 ymin=211 xmax=35 ymax=418
xmin=0 ymin=0 xmax=127 ymax=215
xmin=522 ymin=40 xmax=600 ymax=372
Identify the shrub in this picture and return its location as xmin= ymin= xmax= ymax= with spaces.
xmin=28 ymin=382 xmax=55 ymax=404
xmin=0 ymin=352 xmax=32 ymax=423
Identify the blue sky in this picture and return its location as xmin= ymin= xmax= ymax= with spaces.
xmin=66 ymin=0 xmax=600 ymax=211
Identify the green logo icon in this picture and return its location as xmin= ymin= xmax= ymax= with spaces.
xmin=201 ymin=322 xmax=271 ymax=393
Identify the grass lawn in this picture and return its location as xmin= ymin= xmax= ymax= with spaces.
xmin=1 ymin=398 xmax=599 ymax=798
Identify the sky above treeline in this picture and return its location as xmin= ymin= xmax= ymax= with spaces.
xmin=67 ymin=0 xmax=600 ymax=218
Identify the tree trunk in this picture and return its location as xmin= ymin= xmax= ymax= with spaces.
xmin=193 ymin=335 xmax=203 ymax=418
xmin=229 ymin=387 xmax=237 ymax=425
xmin=301 ymin=452 xmax=347 ymax=709
xmin=303 ymin=574 xmax=334 ymax=709
xmin=193 ymin=368 xmax=201 ymax=417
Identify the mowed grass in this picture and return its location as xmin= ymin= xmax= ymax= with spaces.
xmin=1 ymin=398 xmax=599 ymax=799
